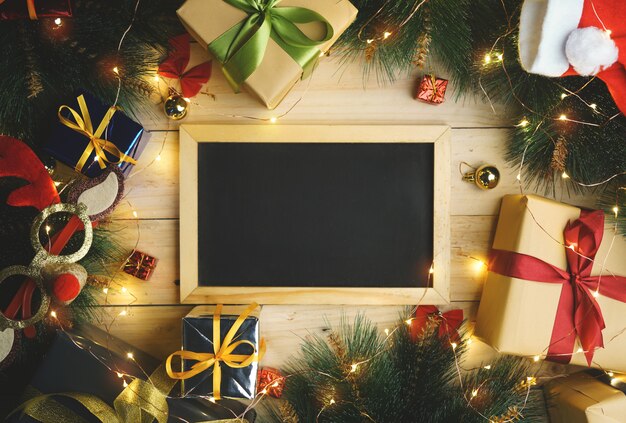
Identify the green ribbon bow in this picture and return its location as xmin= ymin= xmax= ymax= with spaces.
xmin=208 ymin=0 xmax=334 ymax=90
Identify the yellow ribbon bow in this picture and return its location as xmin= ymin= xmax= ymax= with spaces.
xmin=58 ymin=94 xmax=138 ymax=173
xmin=166 ymin=303 xmax=266 ymax=400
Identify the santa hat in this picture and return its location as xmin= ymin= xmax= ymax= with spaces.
xmin=519 ymin=0 xmax=626 ymax=114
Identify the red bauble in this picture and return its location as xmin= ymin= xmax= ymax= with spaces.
xmin=51 ymin=273 xmax=81 ymax=302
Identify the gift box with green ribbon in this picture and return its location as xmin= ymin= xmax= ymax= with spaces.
xmin=6 ymin=326 xmax=256 ymax=423
xmin=177 ymin=0 xmax=358 ymax=109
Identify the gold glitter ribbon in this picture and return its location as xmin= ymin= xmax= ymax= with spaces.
xmin=12 ymin=365 xmax=176 ymax=423
xmin=58 ymin=94 xmax=137 ymax=173
xmin=166 ymin=303 xmax=266 ymax=400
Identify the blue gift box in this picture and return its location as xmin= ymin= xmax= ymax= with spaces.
xmin=182 ymin=305 xmax=261 ymax=399
xmin=45 ymin=92 xmax=145 ymax=178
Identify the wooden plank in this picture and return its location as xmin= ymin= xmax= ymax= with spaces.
xmin=115 ymin=128 xmax=597 ymax=220
xmin=100 ymin=302 xmax=501 ymax=368
xmin=95 ymin=215 xmax=494 ymax=305
xmin=139 ymin=59 xmax=510 ymax=131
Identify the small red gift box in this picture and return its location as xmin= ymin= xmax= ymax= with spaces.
xmin=122 ymin=250 xmax=158 ymax=281
xmin=257 ymin=367 xmax=284 ymax=398
xmin=416 ymin=74 xmax=448 ymax=104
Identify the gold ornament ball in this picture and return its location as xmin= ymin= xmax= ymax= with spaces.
xmin=163 ymin=94 xmax=189 ymax=120
xmin=463 ymin=164 xmax=500 ymax=190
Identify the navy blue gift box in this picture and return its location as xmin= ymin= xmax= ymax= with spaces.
xmin=45 ymin=92 xmax=146 ymax=178
xmin=182 ymin=306 xmax=261 ymax=399
xmin=6 ymin=326 xmax=256 ymax=422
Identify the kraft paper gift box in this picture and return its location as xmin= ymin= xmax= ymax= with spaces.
xmin=474 ymin=194 xmax=626 ymax=372
xmin=545 ymin=372 xmax=626 ymax=423
xmin=177 ymin=0 xmax=358 ymax=109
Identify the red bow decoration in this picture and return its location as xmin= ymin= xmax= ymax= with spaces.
xmin=410 ymin=305 xmax=463 ymax=343
xmin=158 ymin=34 xmax=212 ymax=99
xmin=489 ymin=210 xmax=626 ymax=366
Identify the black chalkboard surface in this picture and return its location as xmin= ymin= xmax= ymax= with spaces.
xmin=196 ymin=142 xmax=434 ymax=288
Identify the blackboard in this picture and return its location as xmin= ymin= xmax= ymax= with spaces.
xmin=197 ymin=142 xmax=434 ymax=288
xmin=179 ymin=125 xmax=450 ymax=305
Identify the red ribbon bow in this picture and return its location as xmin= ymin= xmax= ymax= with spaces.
xmin=158 ymin=34 xmax=212 ymax=99
xmin=410 ymin=305 xmax=463 ymax=343
xmin=489 ymin=210 xmax=626 ymax=366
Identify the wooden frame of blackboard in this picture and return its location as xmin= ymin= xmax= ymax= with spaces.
xmin=179 ymin=124 xmax=451 ymax=305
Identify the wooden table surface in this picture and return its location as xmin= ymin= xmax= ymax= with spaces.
xmin=99 ymin=53 xmax=594 ymax=372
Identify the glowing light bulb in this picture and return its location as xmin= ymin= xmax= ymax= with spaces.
xmin=451 ymin=342 xmax=458 ymax=350
xmin=466 ymin=338 xmax=472 ymax=345
xmin=269 ymin=117 xmax=277 ymax=124
xmin=329 ymin=399 xmax=336 ymax=405
xmin=517 ymin=119 xmax=529 ymax=127
xmin=577 ymin=347 xmax=584 ymax=353
xmin=261 ymin=389 xmax=268 ymax=394
xmin=119 ymin=310 xmax=128 ymax=317
xmin=384 ymin=328 xmax=390 ymax=336
xmin=560 ymin=93 xmax=567 ymax=100
xmin=366 ymin=39 xmax=373 ymax=44
xmin=155 ymin=155 xmax=162 ymax=161
xmin=117 ymin=372 xmax=124 ymax=378
xmin=606 ymin=29 xmax=612 ymax=36
xmin=45 ymin=225 xmax=51 ymax=234
xmin=496 ymin=53 xmax=503 ymax=61
xmin=429 ymin=264 xmax=435 ymax=274
xmin=102 ymin=287 xmax=109 ymax=294
xmin=592 ymin=290 xmax=599 ymax=298
xmin=473 ymin=260 xmax=486 ymax=272
xmin=54 ymin=18 xmax=62 ymax=26
xmin=123 ymin=380 xmax=128 ymax=388
xmin=209 ymin=397 xmax=216 ymax=403
xmin=561 ymin=172 xmax=569 ymax=179
xmin=471 ymin=389 xmax=479 ymax=398
xmin=558 ymin=114 xmax=567 ymax=121
xmin=132 ymin=210 xmax=138 ymax=218
xmin=272 ymin=381 xmax=280 ymax=387
xmin=383 ymin=31 xmax=392 ymax=39
xmin=590 ymin=103 xmax=597 ymax=110
xmin=533 ymin=355 xmax=541 ymax=362
xmin=484 ymin=54 xmax=491 ymax=64
xmin=121 ymin=287 xmax=128 ymax=293
xmin=54 ymin=181 xmax=61 ymax=187
xmin=611 ymin=377 xmax=619 ymax=385
xmin=127 ymin=352 xmax=134 ymax=359
xmin=608 ymin=371 xmax=615 ymax=377
xmin=50 ymin=310 xmax=57 ymax=318
xmin=405 ymin=319 xmax=412 ymax=326
xmin=516 ymin=173 xmax=521 ymax=181
xmin=113 ymin=66 xmax=119 ymax=75
xmin=568 ymin=243 xmax=577 ymax=251
xmin=613 ymin=206 xmax=619 ymax=216
xmin=154 ymin=75 xmax=160 ymax=82
xmin=350 ymin=363 xmax=358 ymax=373
xmin=484 ymin=365 xmax=491 ymax=370
xmin=94 ymin=156 xmax=100 ymax=162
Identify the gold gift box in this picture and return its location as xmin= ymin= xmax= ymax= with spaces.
xmin=177 ymin=0 xmax=358 ymax=109
xmin=475 ymin=195 xmax=626 ymax=372
xmin=545 ymin=372 xmax=626 ymax=423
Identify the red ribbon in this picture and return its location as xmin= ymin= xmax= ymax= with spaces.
xmin=158 ymin=34 xmax=212 ymax=99
xmin=488 ymin=210 xmax=626 ymax=366
xmin=410 ymin=305 xmax=463 ymax=343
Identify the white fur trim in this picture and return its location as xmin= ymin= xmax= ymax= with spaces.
xmin=566 ymin=27 xmax=618 ymax=75
xmin=519 ymin=0 xmax=584 ymax=76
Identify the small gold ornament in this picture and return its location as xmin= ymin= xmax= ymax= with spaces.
xmin=461 ymin=163 xmax=500 ymax=190
xmin=163 ymin=94 xmax=189 ymax=120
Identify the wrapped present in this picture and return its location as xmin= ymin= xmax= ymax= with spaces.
xmin=123 ymin=250 xmax=158 ymax=281
xmin=6 ymin=325 xmax=256 ymax=422
xmin=177 ymin=0 xmax=358 ymax=109
xmin=545 ymin=372 xmax=626 ymax=423
xmin=475 ymin=195 xmax=626 ymax=371
xmin=0 ymin=0 xmax=72 ymax=20
xmin=167 ymin=304 xmax=265 ymax=399
xmin=45 ymin=93 xmax=146 ymax=178
xmin=257 ymin=367 xmax=284 ymax=398
xmin=416 ymin=74 xmax=448 ymax=104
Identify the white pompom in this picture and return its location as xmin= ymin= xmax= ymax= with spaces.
xmin=565 ymin=26 xmax=618 ymax=76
